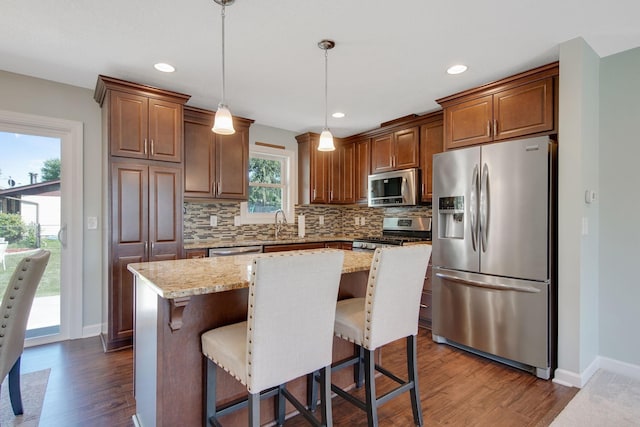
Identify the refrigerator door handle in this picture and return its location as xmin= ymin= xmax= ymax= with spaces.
xmin=435 ymin=272 xmax=542 ymax=293
xmin=470 ymin=165 xmax=479 ymax=251
xmin=480 ymin=163 xmax=489 ymax=252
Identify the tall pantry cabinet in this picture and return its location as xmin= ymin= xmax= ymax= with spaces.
xmin=95 ymin=76 xmax=190 ymax=351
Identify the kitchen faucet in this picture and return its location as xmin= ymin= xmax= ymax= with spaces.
xmin=274 ymin=209 xmax=288 ymax=239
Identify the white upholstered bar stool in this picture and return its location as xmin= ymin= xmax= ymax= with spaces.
xmin=331 ymin=245 xmax=432 ymax=427
xmin=201 ymin=250 xmax=344 ymax=427
xmin=0 ymin=249 xmax=50 ymax=415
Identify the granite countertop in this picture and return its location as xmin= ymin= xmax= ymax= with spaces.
xmin=184 ymin=235 xmax=356 ymax=250
xmin=128 ymin=249 xmax=373 ymax=299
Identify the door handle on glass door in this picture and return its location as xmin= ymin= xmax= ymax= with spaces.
xmin=57 ymin=224 xmax=67 ymax=248
xmin=480 ymin=163 xmax=489 ymax=252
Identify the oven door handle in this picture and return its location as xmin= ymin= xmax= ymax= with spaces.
xmin=435 ymin=272 xmax=541 ymax=293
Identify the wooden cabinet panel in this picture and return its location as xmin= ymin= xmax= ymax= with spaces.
xmin=148 ymin=99 xmax=183 ymax=162
xmin=148 ymin=165 xmax=182 ymax=261
xmin=329 ymin=141 xmax=355 ymax=204
xmin=216 ymin=127 xmax=249 ymax=199
xmin=445 ymin=95 xmax=493 ymax=149
xmin=184 ymin=120 xmax=215 ymax=197
xmin=183 ymin=107 xmax=253 ymax=200
xmin=110 ymin=91 xmax=148 ymax=159
xmin=185 ymin=249 xmax=207 ymax=259
xmin=263 ymin=242 xmax=326 ymax=252
xmin=355 ymin=138 xmax=370 ymax=203
xmin=371 ymin=134 xmax=394 ymax=173
xmin=494 ymin=77 xmax=554 ymax=141
xmin=420 ymin=119 xmax=444 ymax=202
xmin=371 ymin=127 xmax=419 ymax=173
xmin=394 ymin=127 xmax=420 ymax=169
xmin=325 ymin=242 xmax=353 ymax=250
xmin=419 ymin=254 xmax=433 ymax=329
xmin=311 ymin=140 xmax=330 ymax=204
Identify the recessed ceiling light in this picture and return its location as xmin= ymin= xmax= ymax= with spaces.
xmin=154 ymin=63 xmax=175 ymax=73
xmin=447 ymin=64 xmax=468 ymax=75
xmin=332 ymin=112 xmax=345 ymax=118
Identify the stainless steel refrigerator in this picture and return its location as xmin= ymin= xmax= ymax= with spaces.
xmin=432 ymin=136 xmax=557 ymax=379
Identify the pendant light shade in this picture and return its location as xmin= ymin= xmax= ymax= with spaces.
xmin=212 ymin=0 xmax=236 ymax=135
xmin=318 ymin=129 xmax=335 ymax=151
xmin=317 ymin=39 xmax=335 ymax=151
xmin=213 ymin=103 xmax=235 ymax=135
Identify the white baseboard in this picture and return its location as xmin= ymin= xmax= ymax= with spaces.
xmin=554 ymin=356 xmax=640 ymax=388
xmin=82 ymin=323 xmax=102 ymax=338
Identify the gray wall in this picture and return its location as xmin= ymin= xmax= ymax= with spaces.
xmin=598 ymin=47 xmax=640 ymax=364
xmin=0 ymin=70 xmax=104 ymax=332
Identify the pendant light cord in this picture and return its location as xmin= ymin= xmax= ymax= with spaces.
xmin=220 ymin=4 xmax=227 ymax=105
xmin=324 ymin=48 xmax=328 ymax=129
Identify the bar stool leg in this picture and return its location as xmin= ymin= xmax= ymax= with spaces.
xmin=319 ymin=366 xmax=333 ymax=426
xmin=364 ymin=349 xmax=378 ymax=427
xmin=354 ymin=345 xmax=365 ymax=388
xmin=407 ymin=335 xmax=423 ymax=426
xmin=205 ymin=358 xmax=218 ymax=426
xmin=276 ymin=384 xmax=286 ymax=425
xmin=307 ymin=371 xmax=318 ymax=411
xmin=249 ymin=392 xmax=260 ymax=427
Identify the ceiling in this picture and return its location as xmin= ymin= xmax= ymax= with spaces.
xmin=2 ymin=1 xmax=639 ymax=137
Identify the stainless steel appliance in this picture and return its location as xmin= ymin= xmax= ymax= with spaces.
xmin=432 ymin=136 xmax=557 ymax=379
xmin=368 ymin=168 xmax=419 ymax=207
xmin=208 ymin=245 xmax=263 ymax=257
xmin=352 ymin=216 xmax=431 ymax=251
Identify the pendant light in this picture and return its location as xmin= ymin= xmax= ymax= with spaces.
xmin=317 ymin=39 xmax=336 ymax=151
xmin=212 ymin=0 xmax=236 ymax=135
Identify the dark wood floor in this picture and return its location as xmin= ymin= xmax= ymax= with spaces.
xmin=21 ymin=328 xmax=577 ymax=426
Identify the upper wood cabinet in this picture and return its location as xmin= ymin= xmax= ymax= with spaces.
xmin=329 ymin=141 xmax=355 ymax=204
xmin=354 ymin=138 xmax=370 ymax=204
xmin=95 ymin=75 xmax=190 ymax=163
xmin=419 ymin=117 xmax=444 ymax=202
xmin=438 ymin=62 xmax=558 ymax=150
xmin=296 ymin=133 xmax=330 ymax=204
xmin=183 ymin=106 xmax=254 ymax=200
xmin=297 ymin=134 xmax=355 ymax=205
xmin=371 ymin=126 xmax=419 ymax=173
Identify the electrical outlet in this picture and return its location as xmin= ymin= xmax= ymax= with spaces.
xmin=360 ymin=217 xmax=365 ymax=226
xmin=210 ymin=215 xmax=217 ymax=227
xmin=234 ymin=216 xmax=241 ymax=226
xmin=354 ymin=217 xmax=359 ymax=226
xmin=319 ymin=215 xmax=325 ymax=226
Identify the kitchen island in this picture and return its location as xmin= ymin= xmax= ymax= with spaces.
xmin=128 ymin=249 xmax=373 ymax=427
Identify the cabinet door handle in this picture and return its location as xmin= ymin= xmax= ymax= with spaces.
xmin=313 ymin=188 xmax=317 ymax=199
xmin=217 ymin=182 xmax=221 ymax=195
xmin=144 ymin=241 xmax=148 ymax=258
xmin=493 ymin=120 xmax=497 ymax=137
xmin=144 ymin=139 xmax=148 ymax=155
xmin=150 ymin=139 xmax=154 ymax=155
xmin=151 ymin=242 xmax=155 ymax=255
xmin=487 ymin=121 xmax=491 ymax=137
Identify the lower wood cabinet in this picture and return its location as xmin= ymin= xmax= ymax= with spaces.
xmin=418 ymin=254 xmax=433 ymax=329
xmin=325 ymin=241 xmax=353 ymax=250
xmin=108 ymin=159 xmax=182 ymax=350
xmin=185 ymin=249 xmax=207 ymax=259
xmin=263 ymin=242 xmax=327 ymax=252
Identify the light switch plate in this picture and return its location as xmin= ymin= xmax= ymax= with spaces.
xmin=319 ymin=215 xmax=325 ymax=226
xmin=354 ymin=217 xmax=359 ymax=226
xmin=234 ymin=216 xmax=241 ymax=226
xmin=360 ymin=217 xmax=365 ymax=226
xmin=87 ymin=216 xmax=98 ymax=230
xmin=210 ymin=215 xmax=217 ymax=227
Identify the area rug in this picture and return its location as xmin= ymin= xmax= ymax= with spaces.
xmin=0 ymin=369 xmax=50 ymax=427
xmin=550 ymin=369 xmax=640 ymax=426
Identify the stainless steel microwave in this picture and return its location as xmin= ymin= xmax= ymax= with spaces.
xmin=368 ymin=168 xmax=419 ymax=207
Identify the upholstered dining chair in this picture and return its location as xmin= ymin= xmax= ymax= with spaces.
xmin=201 ymin=250 xmax=344 ymax=427
xmin=330 ymin=245 xmax=432 ymax=427
xmin=0 ymin=249 xmax=51 ymax=415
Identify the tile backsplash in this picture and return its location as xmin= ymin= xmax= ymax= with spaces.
xmin=184 ymin=201 xmax=431 ymax=242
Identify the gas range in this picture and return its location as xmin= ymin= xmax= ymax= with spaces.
xmin=352 ymin=217 xmax=431 ymax=251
